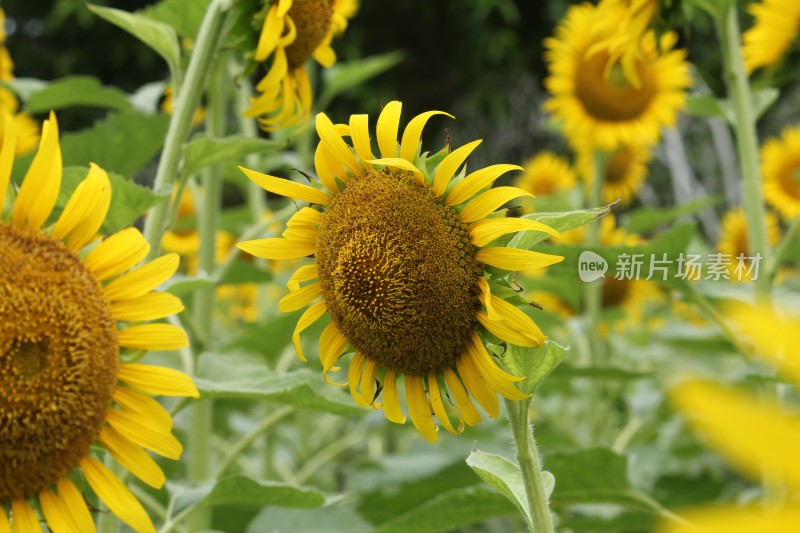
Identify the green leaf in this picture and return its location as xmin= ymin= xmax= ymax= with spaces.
xmin=372 ymin=486 xmax=517 ymax=533
xmin=685 ymin=88 xmax=780 ymax=124
xmin=139 ymin=0 xmax=212 ymax=38
xmin=164 ymin=273 xmax=216 ymax=295
xmin=88 ymin=4 xmax=181 ymax=83
xmin=57 ymin=167 xmax=166 ymax=233
xmin=2 ymin=78 xmax=47 ymax=102
xmin=170 ymin=477 xmax=325 ymax=517
xmin=182 ymin=134 xmax=283 ymax=178
xmin=25 ymin=76 xmax=132 ymax=113
xmin=508 ymin=203 xmax=616 ymax=250
xmin=627 ymin=195 xmax=722 ymax=234
xmin=318 ymin=52 xmax=405 ymax=109
xmin=194 ymin=352 xmax=365 ymax=415
xmin=247 ymin=506 xmax=371 ymax=533
xmin=466 ymin=449 xmax=553 ymax=530
xmin=502 ymin=341 xmax=568 ymax=395
xmin=59 ymin=112 xmax=170 ymax=178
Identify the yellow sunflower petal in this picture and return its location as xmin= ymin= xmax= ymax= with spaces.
xmin=316 ymin=112 xmax=362 ymax=176
xmin=490 ymin=295 xmax=546 ymax=345
xmin=52 ymin=163 xmax=112 ymax=251
xmin=406 ymin=374 xmax=438 ymax=441
xmin=447 ymin=164 xmax=523 ymax=206
xmin=254 ymin=3 xmax=283 ymax=61
xmin=118 ymin=364 xmax=199 ymax=398
xmin=314 ymin=143 xmax=344 ymax=193
xmin=103 ymin=254 xmax=179 ymax=302
xmin=40 ymin=489 xmax=81 ymax=533
xmin=359 ymin=358 xmax=382 ymax=408
xmin=110 ymin=292 xmax=184 ymax=322
xmin=429 ymin=373 xmax=463 ymax=434
xmin=99 ymin=426 xmax=166 ymax=489
xmin=11 ymin=499 xmax=42 ymax=533
xmin=237 ymin=238 xmax=315 ymax=260
xmin=106 ymin=409 xmax=183 ymax=459
xmin=113 ymin=387 xmax=172 ymax=430
xmin=56 ymin=478 xmax=95 ymax=533
xmin=376 ymin=100 xmax=402 ymax=158
xmin=458 ymin=186 xmax=533 ymax=223
xmin=728 ymin=304 xmax=800 ymax=384
xmin=12 ymin=112 xmax=61 ymax=231
xmin=476 ymin=277 xmax=501 ymax=321
xmin=320 ymin=321 xmax=348 ymax=379
xmin=279 ymin=281 xmax=322 ymax=312
xmin=659 ymin=506 xmax=800 ymax=533
xmin=313 ymin=43 xmax=336 ymax=68
xmin=383 ymin=369 xmax=407 ymax=423
xmin=671 ymin=379 xmax=800 ymax=488
xmin=400 ymin=110 xmax=453 ymax=162
xmin=292 ymin=301 xmax=327 ymax=362
xmin=366 ymin=157 xmax=424 ymax=184
xmin=80 ymin=457 xmax=156 ymax=533
xmin=348 ymin=351 xmax=371 ymax=407
xmin=254 ymin=46 xmax=287 ymax=93
xmin=456 ymin=353 xmax=500 ymax=418
xmin=469 ymin=217 xmax=560 ymax=247
xmin=477 ymin=311 xmax=541 ymax=347
xmin=0 ymin=110 xmax=17 ymax=205
xmin=476 ymin=247 xmax=564 ymax=272
xmin=444 ymin=367 xmax=482 ymax=425
xmin=349 ymin=113 xmax=375 ymax=170
xmin=117 ymin=324 xmax=188 ymax=351
xmin=287 ymin=263 xmax=319 ymax=291
xmin=467 ymin=333 xmax=528 ymax=400
xmin=239 ymin=166 xmax=330 ymax=205
xmin=84 ymin=227 xmax=150 ymax=282
xmin=0 ymin=508 xmax=10 ymax=533
xmin=432 ymin=139 xmax=482 ymax=197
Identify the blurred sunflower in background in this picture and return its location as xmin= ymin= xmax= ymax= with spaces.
xmin=245 ymin=0 xmax=358 ymax=131
xmin=717 ymin=208 xmax=782 ymax=281
xmin=237 ymin=101 xmax=564 ymax=441
xmin=742 ymin=0 xmax=800 ymax=72
xmin=514 ymin=151 xmax=577 ymax=198
xmin=0 ymin=8 xmax=39 ymax=155
xmin=544 ymin=1 xmax=690 ymax=150
xmin=0 ymin=113 xmax=197 ymax=532
xmin=591 ymin=0 xmax=658 ymax=88
xmin=663 ymin=305 xmax=800 ymax=533
xmin=761 ymin=126 xmax=800 ymax=219
xmin=576 ymin=141 xmax=651 ymax=205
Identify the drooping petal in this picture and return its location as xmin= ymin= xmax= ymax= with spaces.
xmin=100 ymin=426 xmax=166 ymax=489
xmin=467 ymin=333 xmax=528 ymax=400
xmin=118 ymin=364 xmax=199 ymax=398
xmin=400 ymin=110 xmax=453 ymax=162
xmin=476 ymin=247 xmax=564 ymax=272
xmin=359 ymin=358 xmax=382 ymax=408
xmin=428 ymin=373 xmax=462 ymax=434
xmin=447 ymin=164 xmax=523 ymax=206
xmin=279 ymin=281 xmax=322 ymax=312
xmin=490 ymin=295 xmax=546 ymax=345
xmin=39 ymin=488 xmax=83 ymax=533
xmin=80 ymin=457 xmax=156 ymax=533
xmin=84 ymin=228 xmax=150 ymax=281
xmin=254 ymin=3 xmax=284 ymax=61
xmin=366 ymin=157 xmax=424 ymax=184
xmin=432 ymin=139 xmax=482 ymax=197
xmin=444 ymin=367 xmax=482 ymax=426
xmin=238 ymin=238 xmax=316 ymax=260
xmin=319 ymin=322 xmax=348 ymax=384
xmin=291 ymin=301 xmax=327 ymax=362
xmin=254 ymin=46 xmax=288 ymax=94
xmin=0 ymin=507 xmax=10 ymax=533
xmin=240 ymin=166 xmax=330 ymax=205
xmin=468 ymin=217 xmax=560 ymax=247
xmin=476 ymin=277 xmax=501 ymax=321
xmin=103 ymin=254 xmax=180 ymax=302
xmin=477 ymin=311 xmax=541 ymax=347
xmin=382 ymin=369 xmax=407 ymax=423
xmin=406 ymin=374 xmax=438 ymax=441
xmin=376 ymin=101 xmax=402 ymax=158
xmin=347 ymin=351 xmax=371 ymax=407
xmin=456 ymin=354 xmax=499 ymax=418
xmin=458 ymin=186 xmax=533 ymax=223
xmin=56 ymin=478 xmax=95 ymax=533
xmin=11 ymin=499 xmax=42 ymax=533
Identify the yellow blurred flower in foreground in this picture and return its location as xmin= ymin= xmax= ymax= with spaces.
xmin=514 ymin=151 xmax=577 ymax=197
xmin=0 ymin=8 xmax=39 ymax=155
xmin=761 ymin=126 xmax=800 ymax=219
xmin=742 ymin=0 xmax=800 ymax=72
xmin=717 ymin=208 xmax=781 ymax=281
xmin=576 ymin=141 xmax=651 ymax=205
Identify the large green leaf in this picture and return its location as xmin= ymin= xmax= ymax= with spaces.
xmin=626 ymin=196 xmax=722 ymax=234
xmin=318 ymin=52 xmax=405 ymax=109
xmin=59 ymin=112 xmax=170 ymax=179
xmin=139 ymin=0 xmax=212 ymax=38
xmin=26 ymin=76 xmax=132 ymax=113
xmin=88 ymin=4 xmax=181 ymax=82
xmin=685 ymin=88 xmax=779 ymax=124
xmin=182 ymin=134 xmax=283 ymax=178
xmin=508 ymin=203 xmax=616 ymax=251
xmin=372 ymin=486 xmax=517 ymax=533
xmin=502 ymin=341 xmax=568 ymax=395
xmin=194 ymin=352 xmax=365 ymax=415
xmin=247 ymin=506 xmax=371 ymax=533
xmin=466 ymin=449 xmax=555 ymax=530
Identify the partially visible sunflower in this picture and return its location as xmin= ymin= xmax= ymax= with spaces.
xmin=237 ymin=101 xmax=564 ymax=441
xmin=0 ymin=8 xmax=39 ymax=155
xmin=161 ymin=84 xmax=207 ymax=126
xmin=0 ymin=112 xmax=197 ymax=532
xmin=591 ymin=0 xmax=658 ymax=87
xmin=245 ymin=0 xmax=358 ymax=132
xmin=576 ymin=141 xmax=651 ymax=205
xmin=544 ymin=2 xmax=690 ymax=150
xmin=742 ymin=0 xmax=800 ymax=73
xmin=717 ymin=208 xmax=782 ymax=281
xmin=761 ymin=126 xmax=800 ymax=219
xmin=559 ymin=214 xmax=643 ymax=247
xmin=514 ymin=151 xmax=577 ymax=197
xmin=661 ymin=305 xmax=800 ymax=533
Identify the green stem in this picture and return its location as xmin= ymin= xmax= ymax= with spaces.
xmin=142 ymin=0 xmax=228 ymax=257
xmin=769 ymin=216 xmax=800 ymax=280
xmin=217 ymin=406 xmax=294 ymax=477
xmin=505 ymin=399 xmax=555 ymax=533
xmin=718 ymin=5 xmax=771 ymax=300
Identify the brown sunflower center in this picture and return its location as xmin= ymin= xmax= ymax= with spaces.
xmin=316 ymin=170 xmax=482 ymax=376
xmin=0 ymin=224 xmax=118 ymax=500
xmin=575 ymin=51 xmax=655 ymax=122
xmin=601 ymin=277 xmax=632 ymax=308
xmin=285 ymin=0 xmax=333 ymax=69
xmin=605 ymin=146 xmax=634 ymax=184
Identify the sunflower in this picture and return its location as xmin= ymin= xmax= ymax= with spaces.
xmin=591 ymin=0 xmax=658 ymax=87
xmin=544 ymin=2 xmax=690 ymax=150
xmin=761 ymin=126 xmax=800 ymax=219
xmin=0 ymin=112 xmax=197 ymax=533
xmin=661 ymin=305 xmax=800 ymax=533
xmin=576 ymin=141 xmax=651 ymax=205
xmin=717 ymin=208 xmax=781 ymax=281
xmin=244 ymin=0 xmax=358 ymax=132
xmin=559 ymin=214 xmax=643 ymax=247
xmin=742 ymin=0 xmax=800 ymax=73
xmin=0 ymin=8 xmax=40 ymax=155
xmin=237 ymin=101 xmax=563 ymax=441
xmin=514 ymin=151 xmax=577 ymax=197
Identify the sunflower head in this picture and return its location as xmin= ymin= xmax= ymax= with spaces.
xmin=238 ymin=101 xmax=564 ymax=440
xmin=0 ymin=111 xmax=197 ymax=533
xmin=514 ymin=151 xmax=577 ymax=198
xmin=544 ymin=2 xmax=690 ymax=150
xmin=742 ymin=0 xmax=800 ymax=72
xmin=761 ymin=126 xmax=800 ymax=219
xmin=717 ymin=207 xmax=782 ymax=281
xmin=576 ymin=141 xmax=651 ymax=205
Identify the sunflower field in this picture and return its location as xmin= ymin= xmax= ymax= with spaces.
xmin=1 ymin=0 xmax=800 ymax=532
